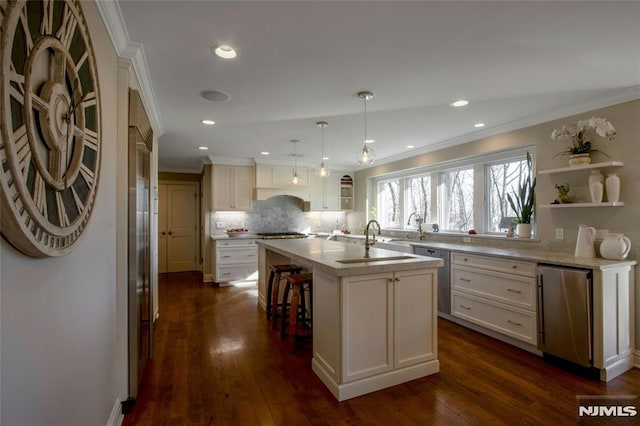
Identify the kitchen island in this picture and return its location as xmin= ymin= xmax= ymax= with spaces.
xmin=257 ymin=238 xmax=444 ymax=401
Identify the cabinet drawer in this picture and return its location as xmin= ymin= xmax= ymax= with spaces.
xmin=451 ymin=253 xmax=536 ymax=277
xmin=216 ymin=247 xmax=258 ymax=264
xmin=215 ymin=264 xmax=258 ymax=283
xmin=452 ymin=265 xmax=536 ymax=311
xmin=216 ymin=239 xmax=257 ymax=248
xmin=452 ymin=291 xmax=537 ymax=345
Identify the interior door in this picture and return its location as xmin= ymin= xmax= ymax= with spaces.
xmin=166 ymin=184 xmax=197 ymax=272
xmin=158 ymin=185 xmax=168 ymax=273
xmin=127 ymin=90 xmax=153 ymax=400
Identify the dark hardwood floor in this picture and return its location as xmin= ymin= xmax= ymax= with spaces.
xmin=122 ymin=272 xmax=639 ymax=425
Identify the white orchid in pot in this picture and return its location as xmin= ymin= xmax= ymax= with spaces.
xmin=507 ymin=152 xmax=536 ymax=238
xmin=551 ymin=116 xmax=616 ymax=165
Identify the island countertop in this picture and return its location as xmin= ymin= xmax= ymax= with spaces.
xmin=256 ymin=238 xmax=443 ymax=277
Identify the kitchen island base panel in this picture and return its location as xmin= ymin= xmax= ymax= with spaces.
xmin=312 ymin=358 xmax=440 ymax=401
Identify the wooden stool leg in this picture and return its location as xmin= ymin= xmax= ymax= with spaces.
xmin=287 ymin=283 xmax=301 ymax=344
xmin=280 ymin=281 xmax=292 ymax=339
xmin=266 ymin=270 xmax=276 ymax=319
xmin=271 ymin=272 xmax=282 ymax=330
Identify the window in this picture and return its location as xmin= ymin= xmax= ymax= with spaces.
xmin=405 ymin=175 xmax=432 ymax=225
xmin=439 ymin=167 xmax=474 ymax=232
xmin=486 ymin=158 xmax=528 ymax=232
xmin=371 ymin=148 xmax=534 ymax=235
xmin=376 ymin=179 xmax=400 ymax=229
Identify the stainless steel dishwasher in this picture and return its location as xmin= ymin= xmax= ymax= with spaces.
xmin=413 ymin=246 xmax=451 ymax=319
xmin=537 ymin=265 xmax=597 ymax=377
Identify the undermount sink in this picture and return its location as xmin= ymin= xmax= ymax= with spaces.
xmin=336 ymin=255 xmax=415 ymax=264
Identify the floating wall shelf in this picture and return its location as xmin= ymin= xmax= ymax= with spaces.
xmin=537 ymin=161 xmax=623 ymax=175
xmin=539 ymin=202 xmax=625 ymax=209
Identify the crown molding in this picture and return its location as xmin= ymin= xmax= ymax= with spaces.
xmin=367 ymin=85 xmax=640 ymax=169
xmin=96 ymin=0 xmax=164 ymax=136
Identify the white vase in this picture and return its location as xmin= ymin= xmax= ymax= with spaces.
xmin=605 ymin=173 xmax=620 ymax=202
xmin=516 ymin=223 xmax=531 ymax=239
xmin=589 ymin=182 xmax=603 ymax=203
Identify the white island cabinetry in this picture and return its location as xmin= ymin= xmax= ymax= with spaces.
xmin=213 ymin=238 xmax=258 ymax=283
xmin=257 ymin=238 xmax=442 ymax=401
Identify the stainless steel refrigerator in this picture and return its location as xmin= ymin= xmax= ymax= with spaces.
xmin=537 ymin=265 xmax=593 ymax=368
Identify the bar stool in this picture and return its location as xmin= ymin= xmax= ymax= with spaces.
xmin=283 ymin=273 xmax=313 ymax=350
xmin=267 ymin=264 xmax=303 ymax=323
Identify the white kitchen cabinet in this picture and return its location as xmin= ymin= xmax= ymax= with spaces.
xmin=213 ymin=238 xmax=258 ymax=283
xmin=313 ymin=268 xmax=438 ymax=399
xmin=334 ymin=235 xmax=363 ymax=245
xmin=212 ymin=165 xmax=253 ymax=211
xmin=309 ymin=172 xmax=341 ymax=210
xmin=255 ymin=164 xmax=309 ymax=188
xmin=451 ymin=252 xmax=538 ymax=345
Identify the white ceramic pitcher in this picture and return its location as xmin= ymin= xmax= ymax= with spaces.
xmin=574 ymin=224 xmax=596 ymax=258
xmin=600 ymin=233 xmax=631 ymax=260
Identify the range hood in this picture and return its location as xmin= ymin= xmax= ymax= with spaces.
xmin=253 ymin=188 xmax=311 ymax=202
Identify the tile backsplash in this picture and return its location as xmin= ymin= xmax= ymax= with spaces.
xmin=211 ymin=195 xmax=347 ymax=235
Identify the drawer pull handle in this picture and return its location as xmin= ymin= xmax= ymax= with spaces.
xmin=512 ymin=265 xmax=518 ymax=269
xmin=460 ymin=278 xmax=471 ymax=282
xmin=459 ymin=305 xmax=471 ymax=310
xmin=507 ymin=320 xmax=522 ymax=326
xmin=222 ymin=255 xmax=232 ymax=258
xmin=223 ymin=272 xmax=231 ymax=276
xmin=507 ymin=288 xmax=521 ymax=293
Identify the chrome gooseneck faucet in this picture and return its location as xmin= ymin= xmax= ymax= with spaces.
xmin=407 ymin=212 xmax=426 ymax=240
xmin=364 ymin=219 xmax=381 ymax=257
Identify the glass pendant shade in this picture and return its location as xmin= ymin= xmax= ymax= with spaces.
xmin=356 ymin=144 xmax=376 ymax=165
xmin=316 ymin=121 xmax=330 ymax=177
xmin=356 ymin=91 xmax=376 ymax=166
xmin=290 ymin=139 xmax=300 ymax=184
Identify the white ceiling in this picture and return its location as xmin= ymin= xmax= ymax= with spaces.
xmin=113 ymin=1 xmax=640 ymax=173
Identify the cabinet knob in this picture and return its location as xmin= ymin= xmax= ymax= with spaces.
xmin=463 ymin=258 xmax=468 ymax=262
xmin=168 ymin=231 xmax=173 ymax=236
xmin=394 ymin=277 xmax=400 ymax=282
xmin=512 ymin=265 xmax=518 ymax=269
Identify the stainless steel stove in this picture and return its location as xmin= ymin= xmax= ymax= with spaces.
xmin=255 ymin=232 xmax=306 ymax=239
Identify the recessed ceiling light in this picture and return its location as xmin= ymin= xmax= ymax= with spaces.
xmin=323 ymin=156 xmax=329 ymax=160
xmin=213 ymin=45 xmax=237 ymax=59
xmin=450 ymin=100 xmax=469 ymax=107
xmin=406 ymin=145 xmax=415 ymax=149
xmin=364 ymin=139 xmax=375 ymax=144
xmin=198 ymin=146 xmax=209 ymax=150
xmin=260 ymin=151 xmax=270 ymax=155
xmin=474 ymin=122 xmax=485 ymax=128
xmin=201 ymin=119 xmax=215 ymax=125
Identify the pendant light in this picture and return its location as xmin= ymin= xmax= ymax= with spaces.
xmin=356 ymin=91 xmax=376 ymax=165
xmin=317 ymin=121 xmax=330 ymax=177
xmin=290 ymin=139 xmax=301 ymax=185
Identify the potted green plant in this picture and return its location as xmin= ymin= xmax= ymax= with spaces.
xmin=507 ymin=152 xmax=536 ymax=238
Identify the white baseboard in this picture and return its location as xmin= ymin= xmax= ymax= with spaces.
xmin=106 ymin=398 xmax=123 ymax=426
xmin=635 ymin=350 xmax=640 ymax=369
xmin=203 ymin=273 xmax=214 ymax=283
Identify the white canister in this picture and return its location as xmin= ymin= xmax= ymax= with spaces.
xmin=599 ymin=233 xmax=631 ymax=260
xmin=575 ymin=224 xmax=597 ymax=258
xmin=605 ymin=173 xmax=620 ymax=203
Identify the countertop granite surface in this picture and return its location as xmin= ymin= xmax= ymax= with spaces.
xmin=256 ymin=238 xmax=444 ymax=277
xmin=335 ymin=234 xmax=636 ymax=270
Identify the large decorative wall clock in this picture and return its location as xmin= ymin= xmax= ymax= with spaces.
xmin=0 ymin=0 xmax=101 ymax=257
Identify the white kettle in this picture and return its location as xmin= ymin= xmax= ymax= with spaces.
xmin=600 ymin=233 xmax=631 ymax=260
xmin=574 ymin=224 xmax=596 ymax=258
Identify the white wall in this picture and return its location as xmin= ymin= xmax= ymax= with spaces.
xmin=353 ymin=97 xmax=640 ymax=353
xmin=1 ymin=2 xmax=122 ymax=424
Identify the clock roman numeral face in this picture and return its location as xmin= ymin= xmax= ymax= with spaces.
xmin=0 ymin=0 xmax=101 ymax=258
